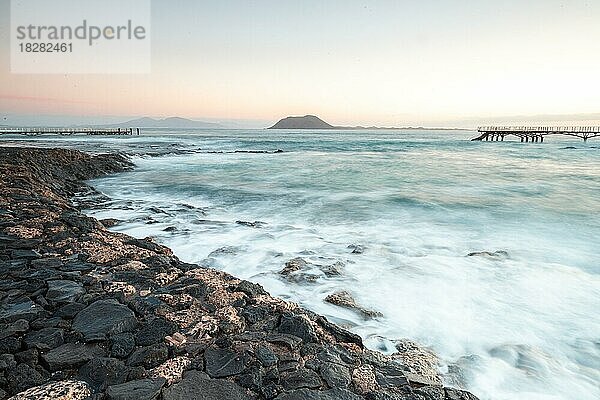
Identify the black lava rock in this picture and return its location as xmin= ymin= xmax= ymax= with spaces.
xmin=78 ymin=357 xmax=129 ymax=390
xmin=6 ymin=363 xmax=46 ymax=394
xmin=72 ymin=299 xmax=137 ymax=341
xmin=277 ymin=313 xmax=318 ymax=344
xmin=276 ymin=387 xmax=363 ymax=400
xmin=110 ymin=332 xmax=136 ymax=359
xmin=135 ymin=317 xmax=176 ymax=346
xmin=106 ymin=378 xmax=165 ymax=400
xmin=256 ymin=345 xmax=278 ymax=367
xmin=24 ymin=327 xmax=64 ymax=350
xmin=162 ymin=370 xmax=251 ymax=400
xmin=204 ymin=346 xmax=248 ymax=378
xmin=46 ymin=280 xmax=85 ymax=304
xmin=235 ymin=280 xmax=268 ymax=297
xmin=41 ymin=343 xmax=105 ymax=371
xmin=280 ymin=369 xmax=322 ymax=390
xmin=126 ymin=344 xmax=169 ymax=369
xmin=320 ymin=362 xmax=351 ymax=388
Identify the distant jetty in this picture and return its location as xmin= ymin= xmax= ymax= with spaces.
xmin=472 ymin=126 xmax=600 ymax=142
xmin=0 ymin=127 xmax=140 ymax=136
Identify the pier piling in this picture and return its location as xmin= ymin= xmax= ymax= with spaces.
xmin=472 ymin=126 xmax=599 ymax=142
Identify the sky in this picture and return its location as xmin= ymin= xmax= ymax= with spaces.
xmin=1 ymin=0 xmax=600 ymax=128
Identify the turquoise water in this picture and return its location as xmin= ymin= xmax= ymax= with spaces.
xmin=4 ymin=130 xmax=599 ymax=399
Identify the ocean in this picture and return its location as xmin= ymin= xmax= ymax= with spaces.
xmin=3 ymin=129 xmax=599 ymax=399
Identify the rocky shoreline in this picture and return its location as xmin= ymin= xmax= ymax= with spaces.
xmin=0 ymin=146 xmax=479 ymax=400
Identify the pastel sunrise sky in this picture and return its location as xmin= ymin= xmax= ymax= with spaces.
xmin=1 ymin=0 xmax=600 ymax=127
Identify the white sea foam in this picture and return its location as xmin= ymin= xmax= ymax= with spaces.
xmin=81 ymin=130 xmax=600 ymax=400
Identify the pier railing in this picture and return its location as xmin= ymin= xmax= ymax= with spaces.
xmin=0 ymin=127 xmax=140 ymax=136
xmin=473 ymin=126 xmax=600 ymax=142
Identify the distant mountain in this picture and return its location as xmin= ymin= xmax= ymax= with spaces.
xmin=102 ymin=117 xmax=223 ymax=129
xmin=268 ymin=115 xmax=335 ymax=129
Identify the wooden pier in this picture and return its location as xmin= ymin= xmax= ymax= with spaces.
xmin=0 ymin=127 xmax=140 ymax=136
xmin=472 ymin=126 xmax=600 ymax=142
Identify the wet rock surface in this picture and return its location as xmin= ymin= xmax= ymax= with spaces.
xmin=466 ymin=250 xmax=508 ymax=260
xmin=324 ymin=291 xmax=382 ymax=319
xmin=0 ymin=147 xmax=479 ymax=400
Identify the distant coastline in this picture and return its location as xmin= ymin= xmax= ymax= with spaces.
xmin=268 ymin=115 xmax=470 ymax=131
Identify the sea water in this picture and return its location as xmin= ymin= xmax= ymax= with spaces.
xmin=5 ymin=129 xmax=599 ymax=399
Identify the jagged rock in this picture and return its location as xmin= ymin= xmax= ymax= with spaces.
xmin=324 ymin=291 xmax=382 ymax=319
xmin=281 ymin=369 xmax=322 ymax=390
xmin=255 ymin=345 xmax=278 ymax=367
xmin=320 ymin=262 xmax=344 ymax=277
xmin=56 ymin=303 xmax=86 ymax=319
xmin=162 ymin=370 xmax=251 ymax=400
xmin=279 ymin=258 xmax=320 ymax=283
xmin=60 ymin=261 xmax=96 ymax=273
xmin=278 ymin=353 xmax=301 ymax=372
xmin=0 ymin=319 xmax=29 ymax=339
xmin=266 ymin=333 xmax=303 ymax=350
xmin=61 ymin=212 xmax=102 ymax=233
xmin=392 ymin=339 xmax=442 ymax=386
xmin=204 ymin=346 xmax=248 ymax=378
xmin=135 ymin=317 xmax=176 ymax=346
xmin=466 ymin=250 xmax=508 ymax=260
xmin=10 ymin=249 xmax=41 ymax=259
xmin=0 ymin=300 xmax=44 ymax=323
xmin=280 ymin=258 xmax=308 ymax=276
xmin=41 ymin=343 xmax=105 ymax=371
xmin=347 ymin=244 xmax=365 ymax=254
xmin=0 ymin=354 xmax=16 ymax=371
xmin=316 ymin=317 xmax=362 ymax=346
xmin=241 ymin=305 xmax=270 ymax=325
xmin=127 ymin=344 xmax=169 ymax=369
xmin=46 ymin=280 xmax=85 ymax=304
xmin=78 ymin=357 xmax=129 ymax=390
xmin=320 ymin=362 xmax=351 ymax=388
xmin=413 ymin=386 xmax=445 ymax=399
xmin=277 ymin=313 xmax=318 ymax=343
xmin=100 ymin=218 xmax=122 ymax=228
xmin=207 ymin=246 xmax=240 ymax=257
xmin=30 ymin=318 xmax=61 ymax=330
xmin=14 ymin=348 xmax=39 ymax=365
xmin=105 ymin=378 xmax=165 ymax=400
xmin=30 ymin=258 xmax=62 ymax=269
xmin=374 ymin=362 xmax=409 ymax=388
xmin=445 ymin=388 xmax=480 ymax=400
xmin=8 ymin=380 xmax=91 ymax=400
xmin=309 ymin=344 xmax=358 ymax=367
xmin=24 ymin=328 xmax=64 ymax=350
xmin=72 ymin=299 xmax=137 ymax=341
xmin=235 ymin=280 xmax=268 ymax=298
xmin=6 ymin=363 xmax=46 ymax=394
xmin=110 ymin=333 xmax=135 ymax=358
xmin=0 ymin=337 xmax=21 ymax=354
xmin=236 ymin=220 xmax=266 ymax=228
xmin=276 ymin=387 xmax=363 ymax=400
xmin=124 ymin=237 xmax=166 ymax=254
